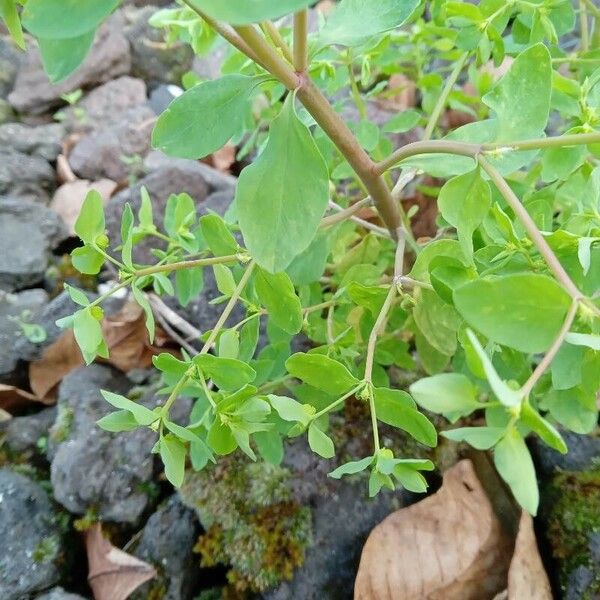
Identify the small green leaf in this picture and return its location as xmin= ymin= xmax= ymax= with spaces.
xmin=565 ymin=332 xmax=600 ymax=351
xmin=189 ymin=0 xmax=313 ymax=24
xmin=0 ymin=0 xmax=25 ymax=49
xmin=73 ymin=308 xmax=106 ymax=365
xmin=213 ymin=264 xmax=237 ymax=297
xmin=494 ymin=427 xmax=539 ymax=515
xmin=194 ymin=354 xmax=256 ymax=391
xmin=383 ymin=109 xmax=421 ymax=133
xmin=96 ymin=410 xmax=139 ymax=433
xmin=369 ymin=469 xmax=394 ymax=496
xmin=454 ymin=274 xmax=572 ymax=353
xmin=199 ymin=214 xmax=239 ymax=257
xmin=438 ymin=167 xmax=491 ymax=259
xmin=131 ymin=285 xmax=155 ymax=343
xmin=413 ymin=288 xmax=461 ymax=356
xmin=268 ymin=395 xmax=311 ymax=425
xmin=153 ymin=75 xmax=260 ymax=159
xmin=328 ymin=456 xmax=374 ymax=479
xmin=285 ymin=352 xmax=359 ymax=396
xmin=71 ymin=246 xmax=104 ymax=275
xmin=308 ymin=422 xmax=335 ymax=458
xmin=74 ymin=190 xmax=105 ymax=245
xmin=64 ymin=284 xmax=90 ymax=307
xmin=520 ymin=403 xmax=567 ymax=454
xmin=237 ymin=95 xmax=329 ymax=273
xmin=254 ymin=268 xmax=303 ymax=335
xmin=159 ymin=434 xmax=187 ymax=487
xmin=100 ymin=390 xmax=158 ymax=426
xmin=441 ymin=426 xmax=505 ymax=450
xmin=218 ymin=329 xmax=239 ymax=359
xmin=409 ymin=373 xmax=481 ymax=422
xmin=207 ymin=419 xmax=237 ymax=455
xmin=38 ymin=30 xmax=95 ymax=84
xmin=255 ymin=429 xmax=284 ymax=465
xmin=239 ymin=317 xmax=260 ymax=362
xmin=175 ymin=267 xmax=204 ymax=307
xmin=392 ymin=464 xmax=429 ymax=493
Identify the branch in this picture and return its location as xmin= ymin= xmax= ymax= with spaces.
xmin=133 ymin=254 xmax=240 ymax=278
xmin=260 ymin=21 xmax=293 ymax=63
xmin=293 ymin=9 xmax=309 ymax=72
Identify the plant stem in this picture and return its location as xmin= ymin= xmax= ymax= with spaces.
xmin=346 ymin=49 xmax=367 ymax=119
xmin=484 ymin=131 xmax=600 ymax=152
xmin=293 ymin=9 xmax=309 ymax=72
xmin=200 ymin=261 xmax=256 ymax=353
xmin=424 ymin=52 xmax=469 ymax=140
xmin=582 ymin=0 xmax=600 ymax=19
xmin=134 ymin=254 xmax=240 ymax=277
xmin=364 ymin=284 xmax=397 ymax=382
xmin=88 ymin=278 xmax=133 ymax=309
xmin=477 ymin=156 xmax=583 ymax=301
xmin=368 ymin=392 xmax=380 ymax=451
xmin=260 ymin=21 xmax=293 ymax=63
xmin=520 ymin=300 xmax=579 ymax=398
xmin=162 ymin=366 xmax=195 ymax=415
xmin=581 ymin=0 xmax=590 ymax=52
xmin=312 ymin=384 xmax=364 ymax=420
xmin=320 ymin=196 xmax=373 ymax=228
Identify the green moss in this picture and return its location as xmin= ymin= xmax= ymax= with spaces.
xmin=32 ymin=536 xmax=60 ymax=564
xmin=50 ymin=405 xmax=74 ymax=443
xmin=542 ymin=468 xmax=600 ymax=596
xmin=180 ymin=455 xmax=312 ymax=595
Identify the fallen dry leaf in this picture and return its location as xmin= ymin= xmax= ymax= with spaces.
xmin=354 ymin=460 xmax=513 ymax=600
xmin=0 ymin=383 xmax=49 ymax=412
xmin=51 ymin=178 xmax=117 ymax=234
xmin=86 ymin=523 xmax=156 ymax=600
xmin=29 ymin=302 xmax=177 ymax=400
xmin=377 ymin=73 xmax=417 ymax=112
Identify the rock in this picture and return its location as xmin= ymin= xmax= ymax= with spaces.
xmin=0 ymin=288 xmax=48 ymax=377
xmin=148 ymin=84 xmax=182 ymax=115
xmin=35 ymin=587 xmax=88 ymax=600
xmin=0 ymin=38 xmax=19 ymax=98
xmin=0 ymin=98 xmax=15 ymax=124
xmin=60 ymin=76 xmax=148 ymax=132
xmin=123 ymin=5 xmax=194 ymax=88
xmin=0 ymin=407 xmax=57 ymax=454
xmin=0 ymin=469 xmax=64 ymax=599
xmin=0 ymin=122 xmax=65 ymax=161
xmin=8 ymin=15 xmax=131 ymax=115
xmin=0 ymin=199 xmax=67 ymax=291
xmin=531 ymin=430 xmax=600 ymax=475
xmin=69 ymin=105 xmax=155 ymax=181
xmin=0 ymin=149 xmax=56 ymax=203
xmin=49 ymin=365 xmax=156 ymax=524
xmin=131 ymin=496 xmax=201 ymax=600
xmin=192 ymin=46 xmax=228 ymax=81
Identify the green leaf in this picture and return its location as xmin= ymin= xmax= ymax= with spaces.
xmin=383 ymin=109 xmax=421 ymax=134
xmin=218 ymin=328 xmax=239 ymax=359
xmin=413 ymin=288 xmax=461 ymax=356
xmin=73 ymin=309 xmax=106 ymax=365
xmin=369 ymin=469 xmax=394 ymax=496
xmin=38 ymin=30 xmax=95 ymax=84
xmin=373 ymin=388 xmax=437 ymax=447
xmin=255 ymin=429 xmax=284 ymax=465
xmin=71 ymin=246 xmax=105 ymax=275
xmin=254 ymin=268 xmax=303 ymax=335
xmin=159 ymin=434 xmax=187 ymax=487
xmin=152 ymin=75 xmax=259 ymax=159
xmin=438 ymin=168 xmax=491 ymax=259
xmin=268 ymin=395 xmax=311 ymax=425
xmin=237 ymin=95 xmax=329 ymax=273
xmin=100 ymin=391 xmax=158 ymax=426
xmin=64 ymin=284 xmax=90 ymax=307
xmin=213 ymin=264 xmax=236 ymax=297
xmin=409 ymin=373 xmax=481 ymax=422
xmin=285 ymin=352 xmax=359 ymax=396
xmin=96 ymin=410 xmax=139 ymax=433
xmin=239 ymin=317 xmax=260 ymax=362
xmin=565 ymin=332 xmax=600 ymax=351
xmin=0 ymin=0 xmax=25 ymax=49
xmin=22 ymin=0 xmax=119 ymax=39
xmin=199 ymin=214 xmax=239 ymax=257
xmin=318 ymin=0 xmax=420 ymax=47
xmin=328 ymin=456 xmax=374 ymax=479
xmin=494 ymin=427 xmax=539 ymax=515
xmin=207 ymin=419 xmax=237 ymax=455
xmin=466 ymin=330 xmax=523 ymax=408
xmin=74 ymin=190 xmax=105 ymax=245
xmin=131 ymin=285 xmax=155 ymax=343
xmin=392 ymin=465 xmax=428 ymax=493
xmin=308 ymin=422 xmax=335 ymax=459
xmin=454 ymin=274 xmax=572 ymax=353
xmin=441 ymin=426 xmax=505 ymax=450
xmin=189 ymin=0 xmax=313 ymax=25
xmin=193 ymin=354 xmax=256 ymax=391
xmin=120 ymin=203 xmax=134 ymax=269
xmin=175 ymin=267 xmax=204 ymax=307
xmin=520 ymin=403 xmax=567 ymax=454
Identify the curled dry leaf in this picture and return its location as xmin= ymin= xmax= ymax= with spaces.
xmin=85 ymin=523 xmax=156 ymax=600
xmin=51 ymin=178 xmax=117 ymax=235
xmin=29 ymin=302 xmax=177 ymax=400
xmin=0 ymin=383 xmax=48 ymax=413
xmin=354 ymin=459 xmax=513 ymax=600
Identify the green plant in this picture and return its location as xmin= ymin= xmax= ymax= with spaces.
xmin=5 ymin=0 xmax=600 ymax=517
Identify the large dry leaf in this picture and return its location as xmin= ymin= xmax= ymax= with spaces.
xmin=86 ymin=524 xmax=156 ymax=600
xmin=29 ymin=302 xmax=176 ymax=400
xmin=354 ymin=460 xmax=513 ymax=600
xmin=51 ymin=178 xmax=117 ymax=235
xmin=0 ymin=383 xmax=49 ymax=412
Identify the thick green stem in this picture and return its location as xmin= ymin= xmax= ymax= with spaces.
xmin=581 ymin=0 xmax=590 ymax=52
xmin=260 ymin=21 xmax=293 ymax=63
xmin=293 ymin=9 xmax=309 ymax=72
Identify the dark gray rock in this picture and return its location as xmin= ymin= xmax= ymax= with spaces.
xmin=0 ymin=149 xmax=56 ymax=203
xmin=132 ymin=495 xmax=201 ymax=600
xmin=191 ymin=46 xmax=228 ymax=81
xmin=123 ymin=5 xmax=194 ymax=88
xmin=148 ymin=83 xmax=182 ymax=115
xmin=49 ymin=365 xmax=156 ymax=524
xmin=531 ymin=430 xmax=600 ymax=475
xmin=0 ymin=469 xmax=64 ymax=599
xmin=0 ymin=98 xmax=15 ymax=124
xmin=0 ymin=288 xmax=48 ymax=377
xmin=60 ymin=76 xmax=148 ymax=132
xmin=69 ymin=105 xmax=155 ymax=181
xmin=565 ymin=566 xmax=599 ymax=600
xmin=0 ymin=407 xmax=57 ymax=454
xmin=8 ymin=15 xmax=131 ymax=115
xmin=0 ymin=38 xmax=19 ymax=99
xmin=0 ymin=122 xmax=65 ymax=161
xmin=0 ymin=199 xmax=67 ymax=291
xmin=35 ymin=587 xmax=88 ymax=600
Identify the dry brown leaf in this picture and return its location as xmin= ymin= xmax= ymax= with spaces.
xmin=354 ymin=460 xmax=513 ymax=600
xmin=0 ymin=383 xmax=49 ymax=412
xmin=202 ymin=143 xmax=236 ymax=173
xmin=377 ymin=73 xmax=417 ymax=112
xmin=85 ymin=523 xmax=156 ymax=600
xmin=505 ymin=512 xmax=552 ymax=600
xmin=51 ymin=178 xmax=117 ymax=234
xmin=29 ymin=302 xmax=177 ymax=400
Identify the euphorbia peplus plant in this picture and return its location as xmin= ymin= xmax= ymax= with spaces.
xmin=5 ymin=0 xmax=600 ymax=515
